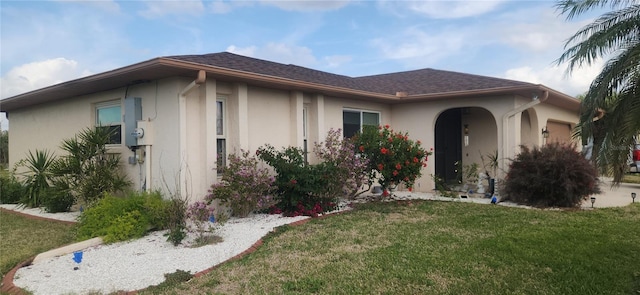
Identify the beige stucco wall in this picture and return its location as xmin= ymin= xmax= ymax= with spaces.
xmin=7 ymin=78 xmax=187 ymax=200
xmin=7 ymin=75 xmax=580 ymax=201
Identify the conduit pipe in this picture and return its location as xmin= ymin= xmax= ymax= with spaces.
xmin=179 ymin=70 xmax=206 ymax=198
xmin=500 ymin=88 xmax=548 ymax=176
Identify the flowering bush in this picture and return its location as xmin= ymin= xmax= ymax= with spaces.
xmin=206 ymin=150 xmax=276 ymax=217
xmin=352 ymin=125 xmax=432 ymax=192
xmin=186 ymin=200 xmax=216 ymax=242
xmin=257 ymin=145 xmax=338 ymax=216
xmin=313 ymin=128 xmax=369 ymax=199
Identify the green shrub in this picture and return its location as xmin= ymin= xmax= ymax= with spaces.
xmin=104 ymin=210 xmax=148 ymax=243
xmin=42 ymin=187 xmax=75 ymax=213
xmin=501 ymin=143 xmax=601 ymax=208
xmin=0 ymin=172 xmax=24 ymax=204
xmin=77 ymin=191 xmax=172 ymax=243
xmin=257 ymin=145 xmax=339 ymax=217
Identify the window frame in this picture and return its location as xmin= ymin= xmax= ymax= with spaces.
xmin=95 ymin=101 xmax=122 ymax=145
xmin=342 ymin=108 xmax=381 ymax=138
xmin=216 ymin=98 xmax=227 ymax=174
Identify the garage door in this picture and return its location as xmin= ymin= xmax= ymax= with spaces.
xmin=547 ymin=121 xmax=572 ymax=144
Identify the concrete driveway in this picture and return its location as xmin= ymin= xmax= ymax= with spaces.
xmin=582 ymin=178 xmax=640 ymax=208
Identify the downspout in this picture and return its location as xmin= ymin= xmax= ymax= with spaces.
xmin=178 ymin=70 xmax=206 ymax=198
xmin=500 ymin=89 xmax=548 ymax=176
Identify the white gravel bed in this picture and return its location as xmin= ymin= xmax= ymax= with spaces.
xmin=12 ymin=214 xmax=309 ymax=295
xmin=0 ymin=204 xmax=81 ymax=222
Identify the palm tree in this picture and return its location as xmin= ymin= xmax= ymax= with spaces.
xmin=556 ymin=0 xmax=640 ymax=183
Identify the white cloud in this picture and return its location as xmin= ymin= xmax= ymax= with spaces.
xmin=324 ymin=55 xmax=352 ymax=68
xmin=371 ymin=26 xmax=465 ymax=67
xmin=259 ymin=0 xmax=350 ymax=12
xmin=0 ymin=58 xmax=91 ymax=99
xmin=503 ymin=60 xmax=604 ymax=97
xmin=139 ymin=0 xmax=205 ymax=18
xmin=380 ymin=0 xmax=505 ymax=19
xmin=227 ymin=43 xmax=318 ymax=67
xmin=210 ymin=0 xmax=233 ymax=14
xmin=494 ymin=9 xmax=590 ymax=54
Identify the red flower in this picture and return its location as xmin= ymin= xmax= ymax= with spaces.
xmin=290 ymin=179 xmax=298 ymax=185
xmin=384 ymin=124 xmax=390 ymax=129
xmin=387 ymin=137 xmax=393 ymax=143
xmin=413 ymin=157 xmax=419 ymax=163
xmin=405 ymin=160 xmax=410 ymax=165
xmin=408 ymin=187 xmax=413 ymax=192
xmin=377 ymin=163 xmax=384 ymax=170
xmin=380 ymin=148 xmax=389 ymax=155
xmin=393 ymin=170 xmax=399 ymax=176
xmin=404 ymin=177 xmax=409 ymax=181
xmin=378 ymin=125 xmax=383 ymax=130
xmin=383 ymin=190 xmax=389 ymax=197
xmin=417 ymin=140 xmax=422 ymax=145
xmin=359 ymin=145 xmax=365 ymax=152
xmin=422 ymin=163 xmax=427 ymax=167
xmin=395 ymin=163 xmax=402 ymax=170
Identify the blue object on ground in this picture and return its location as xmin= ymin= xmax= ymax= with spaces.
xmin=72 ymin=251 xmax=83 ymax=264
xmin=209 ymin=215 xmax=215 ymax=223
xmin=491 ymin=196 xmax=498 ymax=204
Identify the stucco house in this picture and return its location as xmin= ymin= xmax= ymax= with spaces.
xmin=0 ymin=52 xmax=580 ymax=200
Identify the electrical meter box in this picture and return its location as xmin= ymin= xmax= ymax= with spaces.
xmin=124 ymin=97 xmax=142 ymax=148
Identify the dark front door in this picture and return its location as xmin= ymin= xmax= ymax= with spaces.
xmin=435 ymin=108 xmax=462 ymax=185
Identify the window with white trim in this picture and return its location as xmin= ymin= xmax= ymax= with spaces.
xmin=343 ymin=109 xmax=380 ymax=138
xmin=303 ymin=107 xmax=308 ymax=164
xmin=216 ymin=99 xmax=226 ymax=174
xmin=96 ymin=102 xmax=122 ymax=144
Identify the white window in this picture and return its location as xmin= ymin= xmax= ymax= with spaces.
xmin=343 ymin=109 xmax=380 ymax=138
xmin=96 ymin=102 xmax=122 ymax=144
xmin=303 ymin=106 xmax=308 ymax=164
xmin=216 ymin=99 xmax=226 ymax=174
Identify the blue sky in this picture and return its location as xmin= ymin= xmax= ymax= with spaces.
xmin=0 ymin=0 xmax=607 ymax=130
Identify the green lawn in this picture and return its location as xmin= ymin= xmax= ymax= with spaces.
xmin=0 ymin=210 xmax=76 ymax=279
xmin=623 ymin=173 xmax=640 ymax=184
xmin=143 ymin=201 xmax=640 ymax=295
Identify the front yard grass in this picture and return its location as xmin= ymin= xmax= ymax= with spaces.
xmin=145 ymin=201 xmax=640 ymax=295
xmin=0 ymin=209 xmax=76 ymax=279
xmin=623 ymin=173 xmax=640 ymax=184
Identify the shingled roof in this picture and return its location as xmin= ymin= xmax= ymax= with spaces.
xmin=2 ymin=51 xmax=577 ymax=112
xmin=166 ymin=52 xmax=534 ymax=96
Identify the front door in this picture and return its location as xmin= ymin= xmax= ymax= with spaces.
xmin=435 ymin=108 xmax=462 ymax=185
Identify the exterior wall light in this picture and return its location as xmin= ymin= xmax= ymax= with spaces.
xmin=542 ymin=127 xmax=550 ymax=139
xmin=632 ymin=192 xmax=636 ymax=203
xmin=464 ymin=124 xmax=469 ymax=147
xmin=590 ymin=196 xmax=596 ymax=208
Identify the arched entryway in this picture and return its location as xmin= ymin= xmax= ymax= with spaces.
xmin=435 ymin=107 xmax=498 ymax=185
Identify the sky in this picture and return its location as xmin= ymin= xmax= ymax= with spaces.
xmin=0 ymin=0 xmax=609 ymax=130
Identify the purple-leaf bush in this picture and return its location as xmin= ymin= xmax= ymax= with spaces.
xmin=206 ymin=150 xmax=276 ymax=217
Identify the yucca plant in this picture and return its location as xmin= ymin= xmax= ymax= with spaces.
xmin=19 ymin=149 xmax=56 ymax=208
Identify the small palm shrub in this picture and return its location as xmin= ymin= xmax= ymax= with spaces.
xmin=501 ymin=143 xmax=600 ymax=208
xmin=77 ymin=191 xmax=173 ymax=243
xmin=51 ymin=127 xmax=130 ymax=205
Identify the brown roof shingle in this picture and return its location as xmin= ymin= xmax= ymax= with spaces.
xmin=166 ymin=52 xmax=534 ymax=96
